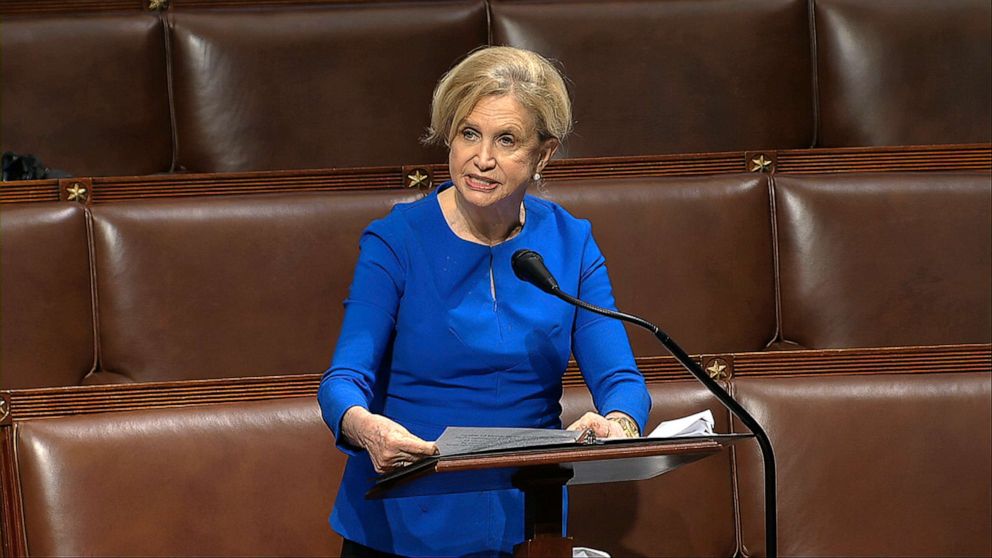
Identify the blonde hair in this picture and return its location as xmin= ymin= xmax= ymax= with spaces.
xmin=423 ymin=46 xmax=573 ymax=146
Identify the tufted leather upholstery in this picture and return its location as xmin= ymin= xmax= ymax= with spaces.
xmin=2 ymin=0 xmax=989 ymax=176
xmin=2 ymin=172 xmax=989 ymax=389
xmin=168 ymin=2 xmax=486 ymax=172
xmin=3 ymin=176 xmax=989 ymax=555
xmin=0 ymin=203 xmax=95 ymax=388
xmin=492 ymin=0 xmax=815 ymax=158
xmin=11 ymin=373 xmax=990 ymax=557
xmin=0 ymin=13 xmax=172 ymax=177
xmin=815 ymin=0 xmax=992 ymax=147
xmin=12 ymin=383 xmax=735 ymax=558
xmin=542 ymin=175 xmax=777 ymax=355
xmin=734 ymin=372 xmax=992 ymax=557
xmin=88 ymin=190 xmax=419 ymax=384
xmin=15 ymin=397 xmax=343 ymax=557
xmin=775 ymin=173 xmax=992 ymax=348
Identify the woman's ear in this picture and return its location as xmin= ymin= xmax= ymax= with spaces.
xmin=536 ymin=138 xmax=560 ymax=172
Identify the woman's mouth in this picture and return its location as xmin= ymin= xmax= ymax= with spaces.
xmin=464 ymin=175 xmax=500 ymax=191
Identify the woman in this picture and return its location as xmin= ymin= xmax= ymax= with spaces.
xmin=318 ymin=46 xmax=650 ymax=557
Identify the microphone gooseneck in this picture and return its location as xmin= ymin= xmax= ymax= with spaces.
xmin=512 ymin=248 xmax=778 ymax=558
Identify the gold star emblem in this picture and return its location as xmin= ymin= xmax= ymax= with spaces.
xmin=706 ymin=359 xmax=728 ymax=379
xmin=749 ymin=155 xmax=772 ymax=173
xmin=406 ymin=169 xmax=430 ymax=189
xmin=148 ymin=0 xmax=169 ymax=9
xmin=66 ymin=183 xmax=88 ymax=202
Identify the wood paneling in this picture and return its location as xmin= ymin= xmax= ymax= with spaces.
xmin=1 ymin=344 xmax=987 ymax=423
xmin=2 ymin=144 xmax=989 ymax=206
xmin=0 ymin=0 xmax=142 ymax=15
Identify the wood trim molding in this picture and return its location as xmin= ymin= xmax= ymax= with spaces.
xmin=732 ymin=343 xmax=992 ymax=378
xmin=775 ymin=143 xmax=992 ymax=174
xmin=0 ymin=0 xmax=385 ymax=14
xmin=434 ymin=438 xmax=723 ymax=472
xmin=0 ymin=427 xmax=26 ymax=557
xmin=0 ymin=0 xmax=143 ymax=15
xmin=2 ymin=144 xmax=987 ymax=206
xmin=1 ymin=344 xmax=987 ymax=423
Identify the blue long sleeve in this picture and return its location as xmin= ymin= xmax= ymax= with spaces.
xmin=317 ymin=225 xmax=405 ymax=454
xmin=572 ymin=227 xmax=651 ymax=433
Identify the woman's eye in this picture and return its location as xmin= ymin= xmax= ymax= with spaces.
xmin=497 ymin=135 xmax=515 ymax=147
xmin=461 ymin=129 xmax=479 ymax=140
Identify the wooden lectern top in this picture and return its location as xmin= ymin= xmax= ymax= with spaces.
xmin=368 ymin=434 xmax=749 ymax=499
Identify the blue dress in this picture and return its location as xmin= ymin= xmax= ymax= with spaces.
xmin=317 ymin=182 xmax=650 ymax=556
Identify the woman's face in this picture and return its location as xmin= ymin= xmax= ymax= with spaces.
xmin=447 ymin=94 xmax=558 ymax=211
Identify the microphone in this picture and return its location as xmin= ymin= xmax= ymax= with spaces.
xmin=511 ymin=249 xmax=559 ymax=294
xmin=511 ymin=248 xmax=778 ymax=558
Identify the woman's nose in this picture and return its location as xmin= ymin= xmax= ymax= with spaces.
xmin=474 ymin=143 xmax=496 ymax=170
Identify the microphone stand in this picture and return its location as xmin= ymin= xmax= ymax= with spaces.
xmin=549 ymin=287 xmax=777 ymax=557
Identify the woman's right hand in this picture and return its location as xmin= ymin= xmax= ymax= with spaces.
xmin=340 ymin=407 xmax=438 ymax=473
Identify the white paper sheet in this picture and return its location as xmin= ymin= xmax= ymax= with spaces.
xmin=647 ymin=409 xmax=715 ymax=438
xmin=573 ymin=547 xmax=611 ymax=557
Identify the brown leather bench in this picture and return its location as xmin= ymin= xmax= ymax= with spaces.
xmin=733 ymin=370 xmax=992 ymax=557
xmin=9 ymin=383 xmax=732 ymax=557
xmin=4 ymin=349 xmax=988 ymax=557
xmin=2 ymin=0 xmax=988 ymax=177
xmin=1 ymin=172 xmax=989 ymax=556
xmin=3 ymin=172 xmax=988 ymax=389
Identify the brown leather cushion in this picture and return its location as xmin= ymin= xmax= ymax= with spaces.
xmin=733 ymin=372 xmax=992 ymax=557
xmin=15 ymin=384 xmax=729 ymax=557
xmin=0 ymin=14 xmax=172 ymax=177
xmin=0 ymin=203 xmax=94 ymax=388
xmin=562 ymin=382 xmax=737 ymax=557
xmin=775 ymin=172 xmax=992 ymax=348
xmin=815 ymin=0 xmax=992 ymax=147
xmin=492 ymin=0 xmax=814 ymax=158
xmin=543 ymin=175 xmax=777 ymax=355
xmin=15 ymin=397 xmax=342 ymax=556
xmin=169 ymin=1 xmax=486 ymax=173
xmin=90 ymin=190 xmax=419 ymax=383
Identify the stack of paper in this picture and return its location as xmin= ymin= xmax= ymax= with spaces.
xmin=573 ymin=547 xmax=610 ymax=557
xmin=647 ymin=409 xmax=715 ymax=438
xmin=432 ymin=410 xmax=717 ymax=457
xmin=435 ymin=427 xmax=584 ymax=456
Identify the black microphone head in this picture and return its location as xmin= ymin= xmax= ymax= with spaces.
xmin=511 ymin=249 xmax=559 ymax=294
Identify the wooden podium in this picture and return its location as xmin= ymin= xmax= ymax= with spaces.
xmin=367 ymin=434 xmax=750 ymax=557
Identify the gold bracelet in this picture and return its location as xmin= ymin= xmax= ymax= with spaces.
xmin=607 ymin=416 xmax=639 ymax=438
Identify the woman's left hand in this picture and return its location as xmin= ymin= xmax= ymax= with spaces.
xmin=566 ymin=411 xmax=639 ymax=439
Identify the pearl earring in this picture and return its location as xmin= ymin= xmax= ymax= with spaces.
xmin=533 ymin=172 xmax=541 ymax=181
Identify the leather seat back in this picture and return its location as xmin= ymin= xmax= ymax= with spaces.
xmin=88 ymin=190 xmax=419 ymax=383
xmin=492 ymin=0 xmax=814 ymax=158
xmin=734 ymin=372 xmax=992 ymax=556
xmin=0 ymin=14 xmax=172 ymax=176
xmin=0 ymin=203 xmax=95 ymax=388
xmin=15 ymin=397 xmax=343 ymax=556
xmin=543 ymin=175 xmax=777 ymax=355
xmin=168 ymin=2 xmax=486 ymax=172
xmin=775 ymin=172 xmax=992 ymax=348
xmin=815 ymin=0 xmax=992 ymax=147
